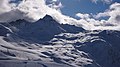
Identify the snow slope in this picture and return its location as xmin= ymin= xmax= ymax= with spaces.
xmin=0 ymin=15 xmax=120 ymax=67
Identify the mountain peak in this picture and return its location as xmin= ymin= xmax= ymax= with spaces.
xmin=42 ymin=15 xmax=53 ymax=21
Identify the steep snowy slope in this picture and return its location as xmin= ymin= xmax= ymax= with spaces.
xmin=0 ymin=15 xmax=120 ymax=67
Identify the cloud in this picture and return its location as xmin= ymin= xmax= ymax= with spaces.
xmin=93 ymin=12 xmax=109 ymax=19
xmin=0 ymin=0 xmax=120 ymax=31
xmin=74 ymin=2 xmax=120 ymax=30
xmin=0 ymin=0 xmax=64 ymax=22
xmin=91 ymin=0 xmax=113 ymax=4
xmin=17 ymin=0 xmax=47 ymax=22
xmin=52 ymin=0 xmax=58 ymax=2
xmin=94 ymin=2 xmax=120 ymax=24
xmin=108 ymin=2 xmax=120 ymax=23
xmin=0 ymin=0 xmax=20 ymax=22
xmin=46 ymin=0 xmax=63 ymax=10
xmin=0 ymin=0 xmax=12 ymax=14
xmin=0 ymin=0 xmax=52 ymax=22
xmin=75 ymin=13 xmax=90 ymax=19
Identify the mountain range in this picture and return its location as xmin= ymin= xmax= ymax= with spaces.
xmin=0 ymin=15 xmax=120 ymax=67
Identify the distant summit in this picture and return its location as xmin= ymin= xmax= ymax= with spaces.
xmin=7 ymin=15 xmax=84 ymax=42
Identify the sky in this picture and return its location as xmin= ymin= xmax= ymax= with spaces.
xmin=60 ymin=0 xmax=120 ymax=18
xmin=0 ymin=0 xmax=120 ymax=31
xmin=6 ymin=0 xmax=120 ymax=19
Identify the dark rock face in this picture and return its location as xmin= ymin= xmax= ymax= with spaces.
xmin=8 ymin=15 xmax=84 ymax=42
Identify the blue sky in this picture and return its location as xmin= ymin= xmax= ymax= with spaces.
xmin=60 ymin=0 xmax=120 ymax=18
xmin=12 ymin=0 xmax=120 ymax=19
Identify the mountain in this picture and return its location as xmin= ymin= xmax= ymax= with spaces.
xmin=0 ymin=15 xmax=120 ymax=67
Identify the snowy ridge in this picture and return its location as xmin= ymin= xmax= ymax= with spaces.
xmin=0 ymin=15 xmax=120 ymax=67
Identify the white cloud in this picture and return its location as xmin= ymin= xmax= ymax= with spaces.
xmin=91 ymin=0 xmax=112 ymax=4
xmin=0 ymin=0 xmax=20 ymax=22
xmin=17 ymin=0 xmax=47 ymax=22
xmin=0 ymin=0 xmax=48 ymax=22
xmin=93 ymin=12 xmax=109 ymax=19
xmin=91 ymin=0 xmax=98 ymax=3
xmin=0 ymin=0 xmax=120 ymax=31
xmin=102 ymin=0 xmax=113 ymax=4
xmin=108 ymin=2 xmax=120 ymax=23
xmin=52 ymin=0 xmax=58 ymax=2
xmin=94 ymin=2 xmax=120 ymax=24
xmin=76 ymin=13 xmax=90 ymax=19
xmin=0 ymin=0 xmax=12 ymax=14
xmin=74 ymin=2 xmax=120 ymax=30
xmin=0 ymin=0 xmax=64 ymax=22
xmin=46 ymin=0 xmax=63 ymax=10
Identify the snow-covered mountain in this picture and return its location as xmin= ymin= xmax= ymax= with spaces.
xmin=0 ymin=15 xmax=120 ymax=67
